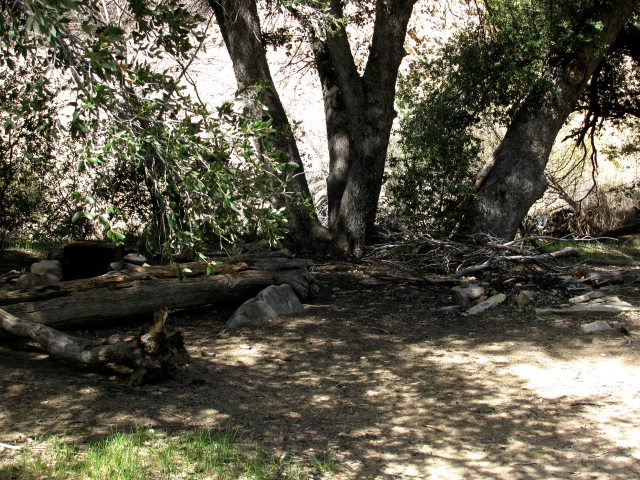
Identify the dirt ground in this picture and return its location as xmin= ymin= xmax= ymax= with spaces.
xmin=1 ymin=251 xmax=640 ymax=479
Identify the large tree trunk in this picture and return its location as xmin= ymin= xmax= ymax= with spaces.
xmin=211 ymin=0 xmax=416 ymax=258
xmin=0 ymin=254 xmax=316 ymax=328
xmin=208 ymin=0 xmax=332 ymax=254
xmin=302 ymin=0 xmax=415 ymax=257
xmin=473 ymin=0 xmax=638 ymax=240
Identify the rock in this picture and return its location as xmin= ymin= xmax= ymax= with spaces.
xmin=465 ymin=293 xmax=507 ymax=315
xmin=581 ymin=321 xmax=614 ymax=333
xmin=360 ymin=277 xmax=384 ymax=285
xmin=123 ymin=253 xmax=147 ymax=266
xmin=436 ymin=305 xmax=463 ymax=314
xmin=451 ymin=285 xmax=485 ymax=306
xmin=568 ymin=290 xmax=606 ymax=304
xmin=31 ymin=260 xmax=63 ymax=280
xmin=516 ymin=290 xmax=535 ymax=307
xmin=226 ymin=284 xmax=305 ymax=329
xmin=15 ymin=272 xmax=60 ymax=289
xmin=536 ymin=301 xmax=639 ymax=317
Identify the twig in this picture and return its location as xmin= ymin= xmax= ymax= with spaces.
xmin=0 ymin=442 xmax=21 ymax=450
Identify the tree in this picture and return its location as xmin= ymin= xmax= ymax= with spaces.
xmin=396 ymin=0 xmax=639 ymax=240
xmin=472 ymin=0 xmax=639 ymax=239
xmin=209 ymin=0 xmax=417 ymax=257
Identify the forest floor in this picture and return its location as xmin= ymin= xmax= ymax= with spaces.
xmin=1 ymin=250 xmax=640 ymax=479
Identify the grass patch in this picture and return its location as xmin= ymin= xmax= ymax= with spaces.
xmin=532 ymin=239 xmax=639 ymax=261
xmin=0 ymin=237 xmax=61 ymax=255
xmin=0 ymin=427 xmax=330 ymax=479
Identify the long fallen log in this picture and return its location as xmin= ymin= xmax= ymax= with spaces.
xmin=0 ymin=254 xmax=317 ymax=328
xmin=0 ymin=307 xmax=189 ymax=385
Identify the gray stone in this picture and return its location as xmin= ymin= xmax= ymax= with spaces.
xmin=31 ymin=260 xmax=62 ymax=280
xmin=226 ymin=284 xmax=305 ymax=329
xmin=451 ymin=285 xmax=485 ymax=306
xmin=516 ymin=290 xmax=535 ymax=307
xmin=465 ymin=293 xmax=507 ymax=315
xmin=568 ymin=290 xmax=606 ymax=304
xmin=581 ymin=321 xmax=615 ymax=333
xmin=123 ymin=253 xmax=147 ymax=266
xmin=436 ymin=305 xmax=464 ymax=314
xmin=16 ymin=272 xmax=60 ymax=289
xmin=536 ymin=301 xmax=639 ymax=317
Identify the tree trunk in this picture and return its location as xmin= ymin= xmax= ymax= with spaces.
xmin=302 ymin=0 xmax=416 ymax=257
xmin=0 ymin=307 xmax=189 ymax=385
xmin=208 ymin=0 xmax=332 ymax=254
xmin=473 ymin=0 xmax=638 ymax=240
xmin=211 ymin=0 xmax=416 ymax=257
xmin=0 ymin=254 xmax=317 ymax=328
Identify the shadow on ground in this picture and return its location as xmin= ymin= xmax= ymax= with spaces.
xmin=2 ymin=262 xmax=640 ymax=479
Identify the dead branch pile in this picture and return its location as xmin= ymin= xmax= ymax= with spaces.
xmin=365 ymin=231 xmax=629 ymax=279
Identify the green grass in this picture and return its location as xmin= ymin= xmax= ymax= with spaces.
xmin=532 ymin=239 xmax=639 ymax=261
xmin=0 ymin=237 xmax=61 ymax=255
xmin=0 ymin=427 xmax=335 ymax=480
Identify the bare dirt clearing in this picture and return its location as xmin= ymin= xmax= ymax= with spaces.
xmin=1 ymin=257 xmax=640 ymax=479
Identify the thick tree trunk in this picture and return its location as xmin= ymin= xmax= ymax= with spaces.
xmin=208 ymin=0 xmax=331 ymax=253
xmin=0 ymin=307 xmax=189 ymax=385
xmin=0 ymin=254 xmax=317 ymax=328
xmin=211 ymin=0 xmax=415 ymax=257
xmin=307 ymin=0 xmax=416 ymax=257
xmin=473 ymin=0 xmax=638 ymax=240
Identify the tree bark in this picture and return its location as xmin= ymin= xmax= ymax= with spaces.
xmin=0 ymin=254 xmax=317 ymax=328
xmin=304 ymin=0 xmax=416 ymax=257
xmin=0 ymin=307 xmax=189 ymax=385
xmin=210 ymin=0 xmax=416 ymax=257
xmin=473 ymin=0 xmax=639 ymax=240
xmin=208 ymin=0 xmax=332 ymax=254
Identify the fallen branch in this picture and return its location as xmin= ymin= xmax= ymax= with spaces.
xmin=0 ymin=307 xmax=189 ymax=385
xmin=454 ymin=247 xmax=580 ymax=278
xmin=0 ymin=254 xmax=316 ymax=328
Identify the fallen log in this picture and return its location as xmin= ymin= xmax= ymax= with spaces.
xmin=0 ymin=254 xmax=317 ymax=328
xmin=0 ymin=307 xmax=189 ymax=386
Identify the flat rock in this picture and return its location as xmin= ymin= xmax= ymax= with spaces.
xmin=226 ymin=284 xmax=305 ymax=329
xmin=465 ymin=293 xmax=507 ymax=315
xmin=568 ymin=290 xmax=606 ymax=304
xmin=536 ymin=301 xmax=639 ymax=317
xmin=581 ymin=320 xmax=615 ymax=333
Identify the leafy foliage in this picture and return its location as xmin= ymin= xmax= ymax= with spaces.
xmin=387 ymin=0 xmax=629 ymax=231
xmin=0 ymin=0 xmax=301 ymax=258
xmin=0 ymin=65 xmax=60 ymax=242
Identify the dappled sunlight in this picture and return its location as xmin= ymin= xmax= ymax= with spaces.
xmin=3 ymin=264 xmax=640 ymax=479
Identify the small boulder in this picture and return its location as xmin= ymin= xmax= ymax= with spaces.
xmin=31 ymin=260 xmax=63 ymax=280
xmin=226 ymin=284 xmax=305 ymax=329
xmin=451 ymin=284 xmax=485 ymax=306
xmin=581 ymin=321 xmax=614 ymax=333
xmin=15 ymin=272 xmax=60 ymax=289
xmin=516 ymin=290 xmax=535 ymax=307
xmin=123 ymin=253 xmax=147 ymax=266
